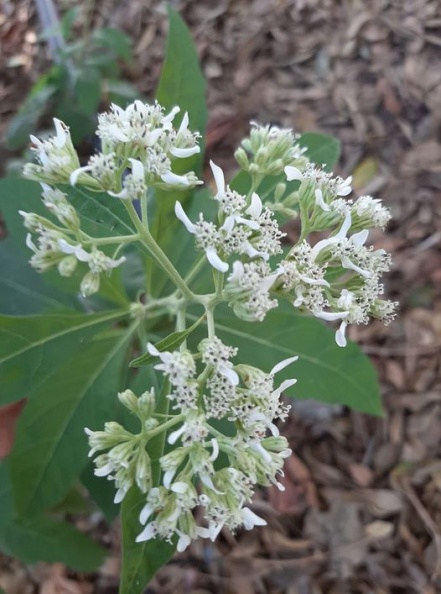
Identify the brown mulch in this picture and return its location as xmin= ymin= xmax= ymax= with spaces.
xmin=1 ymin=0 xmax=441 ymax=593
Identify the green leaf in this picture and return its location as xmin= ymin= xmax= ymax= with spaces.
xmin=10 ymin=326 xmax=136 ymax=517
xmin=129 ymin=315 xmax=204 ymax=367
xmin=0 ymin=309 xmax=128 ymax=406
xmin=119 ymin=486 xmax=175 ymax=594
xmin=6 ymin=85 xmax=56 ymax=150
xmin=92 ymin=28 xmax=133 ymax=62
xmin=0 ymin=462 xmax=105 ymax=570
xmin=81 ymin=460 xmax=119 ymax=521
xmin=298 ymin=132 xmax=341 ymax=172
xmin=75 ymin=68 xmax=101 ymax=114
xmin=0 ymin=237 xmax=78 ymax=314
xmin=149 ymin=7 xmax=207 ymax=297
xmin=190 ymin=302 xmax=382 ymax=416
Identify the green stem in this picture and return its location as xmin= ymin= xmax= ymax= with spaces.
xmin=123 ymin=201 xmax=199 ymax=302
xmin=145 ymin=413 xmax=185 ymax=440
xmin=80 ymin=232 xmax=141 ymax=246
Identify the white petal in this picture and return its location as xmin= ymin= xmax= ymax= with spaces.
xmin=209 ymin=438 xmax=219 ymax=462
xmin=163 ymin=469 xmax=176 ymax=489
xmin=246 ymin=193 xmax=263 ymax=218
xmin=243 ymin=242 xmax=269 ymax=260
xmin=250 ymin=441 xmax=272 ymax=463
xmin=136 ymin=522 xmax=156 ymax=542
xmin=314 ymin=310 xmax=349 ymax=321
xmin=218 ymin=364 xmax=239 ymax=386
xmin=174 ymin=202 xmax=196 ymax=233
xmin=171 ymin=481 xmax=188 ymax=494
xmin=25 ymin=233 xmax=37 ymax=251
xmin=108 ymin=188 xmax=130 ymax=199
xmin=299 ymin=274 xmax=330 ymax=287
xmin=113 ymin=487 xmax=127 ymax=504
xmin=170 ymin=145 xmax=200 ymax=158
xmin=106 ymin=256 xmax=126 ymax=269
xmin=234 ymin=215 xmax=260 ymax=230
xmin=341 ymin=256 xmax=370 ymax=278
xmin=160 ymin=170 xmax=190 ymax=186
xmin=311 ymin=237 xmax=338 ymax=260
xmin=162 ymin=105 xmax=180 ymax=125
xmin=168 ymin=424 xmax=186 ymax=445
xmin=228 ymin=261 xmax=244 ymax=282
xmin=178 ymin=112 xmax=189 ymax=134
xmin=315 ymin=188 xmax=330 ymax=211
xmin=259 ymin=271 xmax=282 ymax=293
xmin=272 ymin=378 xmax=297 ymax=397
xmin=206 ymin=247 xmax=229 ymax=273
xmin=94 ymin=462 xmax=114 ymax=477
xmin=139 ymin=503 xmax=154 ymax=525
xmin=335 ymin=211 xmax=352 ymax=240
xmin=284 ymin=165 xmax=304 ymax=182
xmin=241 ymin=507 xmax=267 ymax=529
xmin=53 ymin=118 xmax=67 ymax=148
xmin=351 ymin=228 xmax=369 ymax=247
xmin=221 ymin=215 xmax=235 ymax=233
xmin=209 ymin=160 xmax=225 ymax=196
xmin=146 ymin=342 xmax=161 ymax=357
xmin=58 ymin=239 xmax=90 ymax=262
xmin=335 ymin=320 xmax=348 ymax=347
xmin=177 ymin=532 xmax=191 ymax=552
xmin=70 ymin=165 xmax=92 ymax=186
xmin=270 ymin=355 xmax=299 ymax=376
xmin=128 ymin=158 xmax=145 ymax=180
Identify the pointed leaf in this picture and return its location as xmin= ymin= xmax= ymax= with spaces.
xmin=129 ymin=315 xmax=204 ymax=367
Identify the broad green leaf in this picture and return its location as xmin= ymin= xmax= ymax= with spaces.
xmin=75 ymin=68 xmax=101 ymax=114
xmin=11 ymin=326 xmax=136 ymax=517
xmin=149 ymin=7 xmax=207 ymax=297
xmin=190 ymin=302 xmax=382 ymax=415
xmin=0 ymin=237 xmax=78 ymax=314
xmin=0 ymin=309 xmax=128 ymax=406
xmin=0 ymin=462 xmax=105 ymax=570
xmin=298 ymin=132 xmax=341 ymax=172
xmin=129 ymin=315 xmax=204 ymax=367
xmin=119 ymin=486 xmax=175 ymax=594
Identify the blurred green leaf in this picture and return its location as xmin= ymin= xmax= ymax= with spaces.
xmin=93 ymin=27 xmax=133 ymax=62
xmin=75 ymin=68 xmax=101 ymax=114
xmin=298 ymin=132 xmax=341 ymax=172
xmin=6 ymin=85 xmax=56 ymax=150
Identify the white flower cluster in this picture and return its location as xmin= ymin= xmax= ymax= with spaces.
xmin=176 ymin=161 xmax=285 ymax=321
xmin=86 ymin=337 xmax=297 ymax=552
xmin=20 ymin=184 xmax=125 ymax=297
xmin=24 ymin=101 xmax=202 ymax=195
xmin=280 ymin=165 xmax=397 ymax=346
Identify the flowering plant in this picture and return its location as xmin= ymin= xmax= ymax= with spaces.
xmin=0 ymin=9 xmax=396 ymax=593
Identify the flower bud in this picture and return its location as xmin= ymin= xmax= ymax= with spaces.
xmin=80 ymin=271 xmax=100 ymax=297
xmin=234 ymin=147 xmax=249 ymax=170
xmin=58 ymin=255 xmax=77 ymax=277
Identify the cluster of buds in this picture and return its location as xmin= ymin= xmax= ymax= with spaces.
xmin=234 ymin=122 xmax=307 ymax=177
xmin=87 ymin=337 xmax=297 ymax=551
xmin=19 ymin=184 xmax=125 ymax=297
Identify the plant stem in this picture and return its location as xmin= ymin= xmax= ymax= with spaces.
xmin=145 ymin=413 xmax=184 ymax=440
xmin=80 ymin=232 xmax=141 ymax=246
xmin=123 ymin=200 xmax=200 ymax=303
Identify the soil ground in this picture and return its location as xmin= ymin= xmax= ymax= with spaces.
xmin=1 ymin=1 xmax=441 ymax=593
